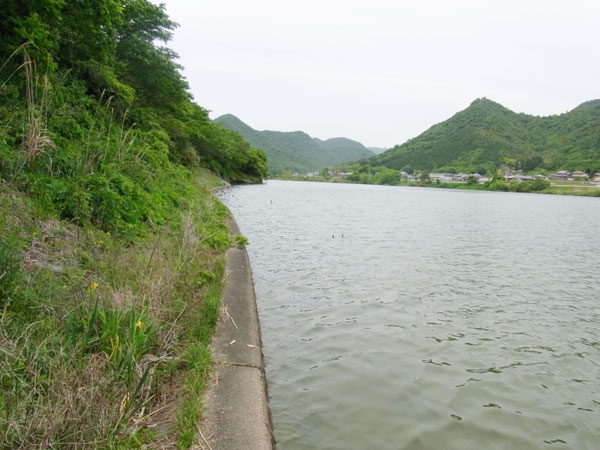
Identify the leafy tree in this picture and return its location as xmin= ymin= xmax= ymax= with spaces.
xmin=116 ymin=0 xmax=189 ymax=109
xmin=484 ymin=173 xmax=509 ymax=191
xmin=519 ymin=155 xmax=543 ymax=172
xmin=377 ymin=168 xmax=401 ymax=185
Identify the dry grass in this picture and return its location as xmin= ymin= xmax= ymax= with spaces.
xmin=0 ymin=312 xmax=121 ymax=448
xmin=0 ymin=176 xmax=230 ymax=448
xmin=21 ymin=53 xmax=55 ymax=165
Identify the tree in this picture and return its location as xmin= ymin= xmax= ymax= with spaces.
xmin=466 ymin=175 xmax=478 ymax=185
xmin=519 ymin=155 xmax=543 ymax=172
xmin=116 ymin=0 xmax=189 ymax=110
xmin=377 ymin=168 xmax=401 ymax=185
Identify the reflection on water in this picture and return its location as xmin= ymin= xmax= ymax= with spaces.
xmin=219 ymin=181 xmax=600 ymax=450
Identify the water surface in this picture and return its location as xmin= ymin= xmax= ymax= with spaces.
xmin=218 ymin=181 xmax=600 ymax=450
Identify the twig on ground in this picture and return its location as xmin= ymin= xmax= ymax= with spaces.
xmin=196 ymin=425 xmax=214 ymax=450
xmin=222 ymin=305 xmax=238 ymax=329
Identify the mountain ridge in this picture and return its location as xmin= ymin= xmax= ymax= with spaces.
xmin=362 ymin=98 xmax=600 ymax=174
xmin=214 ymin=114 xmax=374 ymax=173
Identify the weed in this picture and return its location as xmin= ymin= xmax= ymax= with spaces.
xmin=234 ymin=234 xmax=249 ymax=249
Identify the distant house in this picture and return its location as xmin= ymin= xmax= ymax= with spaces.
xmin=505 ymin=174 xmax=540 ymax=182
xmin=572 ymin=171 xmax=589 ymax=179
xmin=517 ymin=175 xmax=535 ymax=182
xmin=430 ymin=173 xmax=460 ymax=182
xmin=459 ymin=173 xmax=482 ymax=181
xmin=429 ymin=172 xmax=486 ymax=183
xmin=534 ymin=174 xmax=548 ymax=180
xmin=552 ymin=171 xmax=572 ymax=181
xmin=594 ymin=173 xmax=600 ymax=182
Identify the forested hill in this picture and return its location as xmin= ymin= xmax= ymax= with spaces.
xmin=1 ymin=1 xmax=267 ymax=235
xmin=365 ymin=98 xmax=600 ymax=174
xmin=214 ymin=114 xmax=374 ymax=173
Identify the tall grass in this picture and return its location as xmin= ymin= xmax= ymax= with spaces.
xmin=0 ymin=175 xmax=231 ymax=448
xmin=21 ymin=53 xmax=55 ymax=167
xmin=1 ymin=46 xmax=233 ymax=448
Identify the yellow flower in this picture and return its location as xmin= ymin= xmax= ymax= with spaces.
xmin=90 ymin=282 xmax=99 ymax=292
xmin=135 ymin=320 xmax=143 ymax=330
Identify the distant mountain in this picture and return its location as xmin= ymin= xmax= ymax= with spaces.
xmin=368 ymin=147 xmax=389 ymax=154
xmin=214 ymin=114 xmax=374 ymax=173
xmin=363 ymin=98 xmax=600 ymax=174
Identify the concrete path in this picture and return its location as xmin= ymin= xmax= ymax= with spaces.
xmin=198 ymin=218 xmax=274 ymax=450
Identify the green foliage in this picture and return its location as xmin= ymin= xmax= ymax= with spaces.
xmin=466 ymin=175 xmax=478 ymax=185
xmin=483 ymin=176 xmax=509 ymax=191
xmin=234 ymin=234 xmax=249 ymax=249
xmin=482 ymin=175 xmax=550 ymax=193
xmin=377 ymin=168 xmax=401 ymax=185
xmin=73 ymin=298 xmax=157 ymax=383
xmin=204 ymin=226 xmax=232 ymax=250
xmin=1 ymin=1 xmax=266 ymax=192
xmin=177 ymin=342 xmax=211 ymax=448
xmin=1 ymin=54 xmax=261 ymax=240
xmin=526 ymin=179 xmax=550 ymax=192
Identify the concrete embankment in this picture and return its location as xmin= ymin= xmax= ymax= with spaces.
xmin=198 ymin=217 xmax=274 ymax=450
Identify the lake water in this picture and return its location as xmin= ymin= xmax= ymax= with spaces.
xmin=218 ymin=180 xmax=600 ymax=450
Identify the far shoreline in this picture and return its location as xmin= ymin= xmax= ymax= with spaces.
xmin=269 ymin=176 xmax=600 ymax=198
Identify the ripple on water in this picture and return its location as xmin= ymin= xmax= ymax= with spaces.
xmin=219 ymin=181 xmax=600 ymax=450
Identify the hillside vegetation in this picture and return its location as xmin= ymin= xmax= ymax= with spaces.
xmin=0 ymin=1 xmax=265 ymax=448
xmin=365 ymin=98 xmax=600 ymax=175
xmin=214 ymin=113 xmax=373 ymax=173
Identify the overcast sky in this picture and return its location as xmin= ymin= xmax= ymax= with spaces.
xmin=155 ymin=0 xmax=600 ymax=148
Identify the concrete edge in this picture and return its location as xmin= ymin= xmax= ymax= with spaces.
xmin=198 ymin=214 xmax=275 ymax=450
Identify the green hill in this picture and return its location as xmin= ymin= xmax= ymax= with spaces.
xmin=365 ymin=98 xmax=600 ymax=174
xmin=214 ymin=114 xmax=374 ymax=173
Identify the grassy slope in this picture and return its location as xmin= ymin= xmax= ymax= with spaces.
xmin=0 ymin=168 xmax=234 ymax=448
